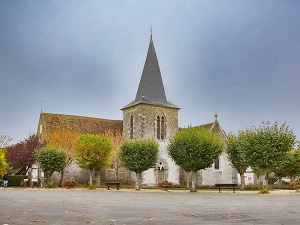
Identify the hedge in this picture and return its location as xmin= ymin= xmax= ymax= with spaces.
xmin=7 ymin=175 xmax=28 ymax=187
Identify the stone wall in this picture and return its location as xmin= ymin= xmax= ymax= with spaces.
xmin=122 ymin=104 xmax=179 ymax=139
xmin=52 ymin=162 xmax=136 ymax=185
xmin=122 ymin=104 xmax=180 ymax=185
xmin=198 ymin=151 xmax=238 ymax=185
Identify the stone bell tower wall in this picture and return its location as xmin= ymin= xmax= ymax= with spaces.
xmin=122 ymin=104 xmax=178 ymax=140
xmin=122 ymin=104 xmax=180 ymax=185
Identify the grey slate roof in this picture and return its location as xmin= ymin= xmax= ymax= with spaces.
xmin=122 ymin=36 xmax=179 ymax=110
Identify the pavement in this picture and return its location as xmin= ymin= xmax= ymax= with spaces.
xmin=1 ymin=188 xmax=300 ymax=225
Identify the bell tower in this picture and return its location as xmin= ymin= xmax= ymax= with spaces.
xmin=121 ymin=35 xmax=180 ymax=185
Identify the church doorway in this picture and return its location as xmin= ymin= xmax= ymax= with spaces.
xmin=157 ymin=162 xmax=166 ymax=182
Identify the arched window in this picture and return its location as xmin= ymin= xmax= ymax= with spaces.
xmin=214 ymin=157 xmax=220 ymax=170
xmin=130 ymin=115 xmax=133 ymax=139
xmin=161 ymin=116 xmax=165 ymax=140
xmin=156 ymin=116 xmax=160 ymax=140
xmin=156 ymin=116 xmax=166 ymax=140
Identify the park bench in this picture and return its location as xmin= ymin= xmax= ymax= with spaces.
xmin=215 ymin=183 xmax=238 ymax=193
xmin=105 ymin=182 xmax=121 ymax=190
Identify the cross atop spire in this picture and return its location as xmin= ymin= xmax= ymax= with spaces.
xmin=214 ymin=113 xmax=218 ymax=121
xmin=122 ymin=35 xmax=179 ymax=110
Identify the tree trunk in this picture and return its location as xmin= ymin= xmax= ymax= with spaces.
xmin=139 ymin=173 xmax=143 ymax=186
xmin=59 ymin=170 xmax=65 ymax=187
xmin=186 ymin=171 xmax=190 ymax=188
xmin=59 ymin=158 xmax=71 ymax=187
xmin=135 ymin=172 xmax=141 ymax=191
xmin=27 ymin=167 xmax=32 ymax=187
xmin=116 ymin=168 xmax=119 ymax=182
xmin=97 ymin=171 xmax=101 ymax=187
xmin=40 ymin=170 xmax=45 ymax=188
xmin=191 ymin=171 xmax=197 ymax=192
xmin=240 ymin=173 xmax=246 ymax=190
xmin=263 ymin=170 xmax=268 ymax=188
xmin=89 ymin=171 xmax=93 ymax=187
xmin=46 ymin=171 xmax=51 ymax=184
xmin=292 ymin=176 xmax=295 ymax=182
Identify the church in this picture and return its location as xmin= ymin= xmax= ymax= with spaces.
xmin=37 ymin=35 xmax=237 ymax=186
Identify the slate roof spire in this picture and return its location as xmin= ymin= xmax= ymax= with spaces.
xmin=122 ymin=35 xmax=179 ymax=109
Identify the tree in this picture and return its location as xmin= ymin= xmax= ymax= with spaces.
xmin=6 ymin=134 xmax=43 ymax=186
xmin=105 ymin=130 xmax=123 ymax=181
xmin=0 ymin=148 xmax=8 ymax=175
xmin=0 ymin=133 xmax=11 ymax=177
xmin=35 ymin=145 xmax=68 ymax=183
xmin=119 ymin=138 xmax=158 ymax=191
xmin=48 ymin=129 xmax=78 ymax=186
xmin=274 ymin=148 xmax=300 ymax=182
xmin=251 ymin=166 xmax=273 ymax=183
xmin=168 ymin=126 xmax=223 ymax=192
xmin=0 ymin=133 xmax=12 ymax=148
xmin=244 ymin=122 xmax=296 ymax=188
xmin=226 ymin=131 xmax=250 ymax=190
xmin=73 ymin=134 xmax=112 ymax=187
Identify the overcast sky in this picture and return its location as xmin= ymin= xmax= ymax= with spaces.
xmin=1 ymin=0 xmax=300 ymax=144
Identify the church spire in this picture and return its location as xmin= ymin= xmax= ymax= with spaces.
xmin=135 ymin=35 xmax=167 ymax=104
xmin=122 ymin=35 xmax=179 ymax=110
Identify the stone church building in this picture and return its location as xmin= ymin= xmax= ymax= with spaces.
xmin=37 ymin=35 xmax=237 ymax=186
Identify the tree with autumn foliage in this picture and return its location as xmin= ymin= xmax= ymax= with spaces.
xmin=6 ymin=134 xmax=44 ymax=186
xmin=0 ymin=148 xmax=8 ymax=176
xmin=47 ymin=129 xmax=78 ymax=186
xmin=0 ymin=133 xmax=11 ymax=175
xmin=73 ymin=134 xmax=112 ymax=187
xmin=105 ymin=130 xmax=123 ymax=181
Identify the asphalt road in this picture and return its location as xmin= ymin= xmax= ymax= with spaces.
xmin=1 ymin=188 xmax=300 ymax=225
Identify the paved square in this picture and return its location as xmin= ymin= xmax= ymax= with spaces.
xmin=1 ymin=189 xmax=300 ymax=224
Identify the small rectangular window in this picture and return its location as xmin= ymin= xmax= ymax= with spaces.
xmin=130 ymin=116 xmax=133 ymax=139
xmin=214 ymin=158 xmax=220 ymax=170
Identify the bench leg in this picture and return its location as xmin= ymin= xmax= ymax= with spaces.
xmin=117 ymin=184 xmax=119 ymax=190
xmin=107 ymin=185 xmax=110 ymax=190
xmin=219 ymin=186 xmax=221 ymax=193
xmin=233 ymin=186 xmax=235 ymax=193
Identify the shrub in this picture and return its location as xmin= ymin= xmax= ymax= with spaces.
xmin=258 ymin=188 xmax=270 ymax=194
xmin=45 ymin=181 xmax=57 ymax=188
xmin=88 ymin=184 xmax=97 ymax=190
xmin=243 ymin=184 xmax=261 ymax=190
xmin=7 ymin=175 xmax=28 ymax=187
xmin=63 ymin=179 xmax=76 ymax=188
xmin=157 ymin=180 xmax=173 ymax=190
xmin=85 ymin=178 xmax=97 ymax=186
xmin=290 ymin=180 xmax=300 ymax=189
